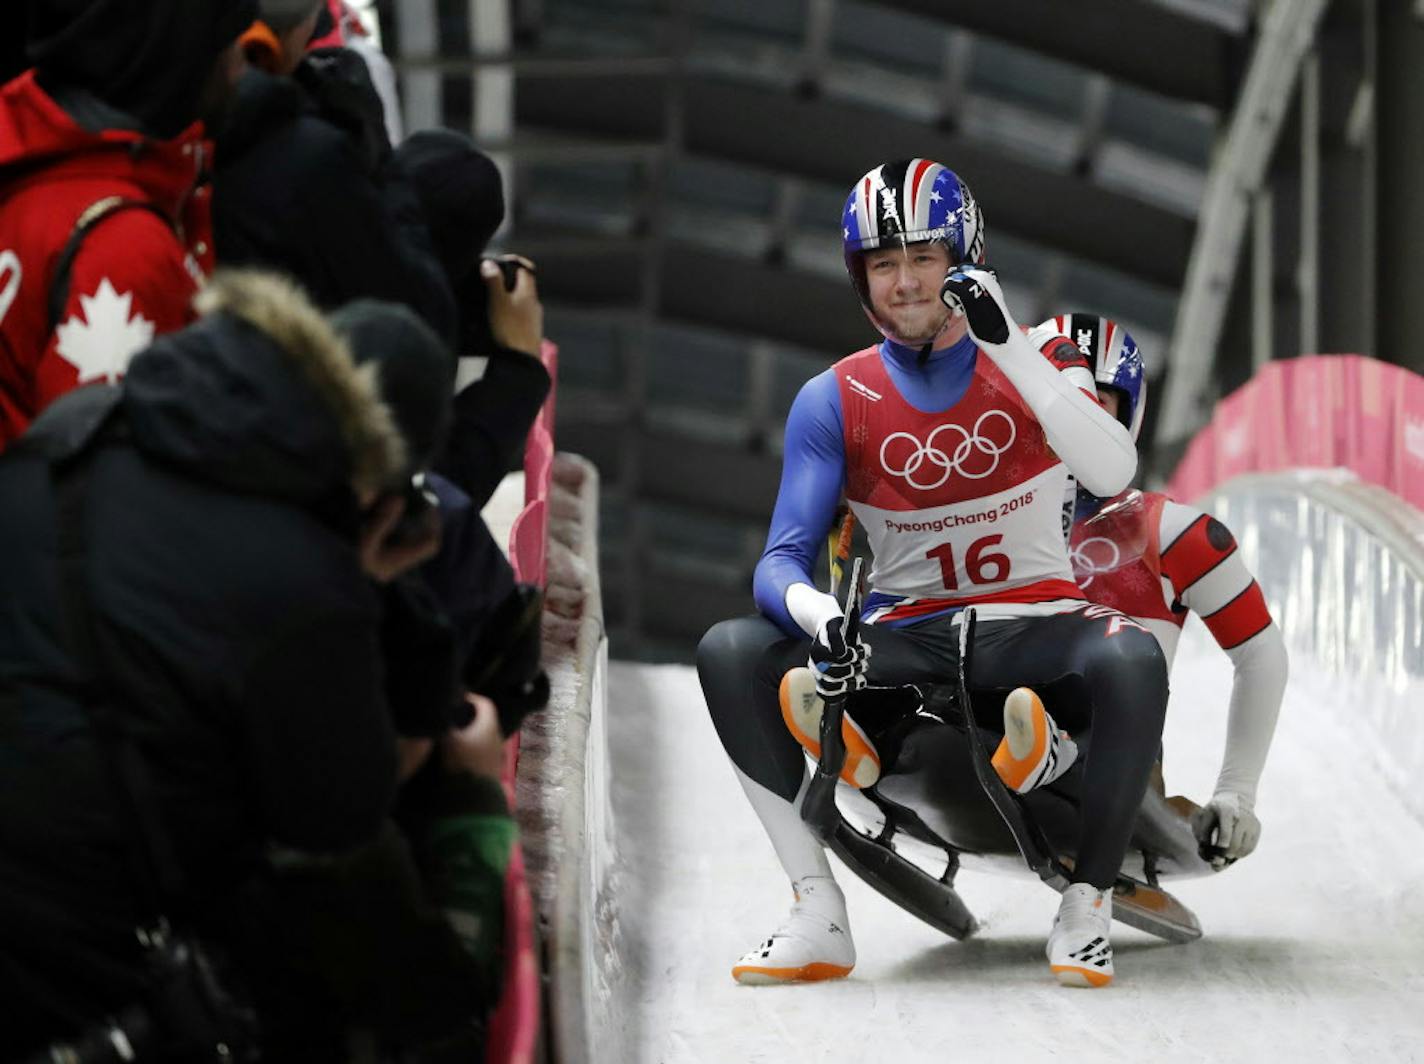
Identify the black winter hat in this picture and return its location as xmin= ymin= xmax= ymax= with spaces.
xmin=330 ymin=300 xmax=455 ymax=480
xmin=2 ymin=5 xmax=29 ymax=84
xmin=28 ymin=0 xmax=258 ymax=137
xmin=395 ymin=130 xmax=505 ymax=288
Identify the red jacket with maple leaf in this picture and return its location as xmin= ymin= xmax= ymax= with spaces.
xmin=0 ymin=71 xmax=216 ymax=451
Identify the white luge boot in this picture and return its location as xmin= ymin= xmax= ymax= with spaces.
xmin=1046 ymin=882 xmax=1114 ymax=988
xmin=732 ymin=875 xmax=856 ymax=985
xmin=991 ymin=687 xmax=1078 ymax=794
xmin=779 ymin=666 xmax=881 ymax=788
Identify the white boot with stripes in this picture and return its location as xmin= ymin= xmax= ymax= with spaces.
xmin=991 ymin=687 xmax=1078 ymax=793
xmin=731 ymin=876 xmax=856 ymax=985
xmin=1046 ymin=882 xmax=1114 ymax=988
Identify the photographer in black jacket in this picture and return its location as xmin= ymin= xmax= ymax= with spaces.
xmin=396 ymin=128 xmax=552 ymax=508
xmin=0 ymin=272 xmax=508 ymax=1059
xmin=213 ymin=0 xmax=457 ymax=344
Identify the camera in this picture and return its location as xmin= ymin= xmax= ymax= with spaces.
xmin=459 ymin=255 xmax=533 ymax=356
xmin=459 ymin=583 xmax=550 ymax=737
xmin=35 ymin=924 xmax=257 ymax=1064
xmin=384 ymin=473 xmax=440 ymax=549
xmin=488 ymin=256 xmax=525 ymax=292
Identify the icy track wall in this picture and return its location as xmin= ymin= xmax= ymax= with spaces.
xmin=480 ymin=340 xmax=562 ymax=1064
xmin=510 ymin=355 xmax=1424 ymax=1061
xmin=1168 ymin=354 xmax=1424 ymax=825
xmin=510 ymin=450 xmax=614 ymax=1064
xmin=1200 ymin=474 xmax=1424 ymax=824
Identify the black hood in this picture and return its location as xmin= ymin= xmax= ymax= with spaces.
xmin=2 ymin=6 xmax=28 ymax=84
xmin=27 ymin=0 xmax=258 ymax=138
xmin=121 ymin=312 xmax=354 ymax=505
xmin=216 ymin=53 xmax=389 ymax=173
xmin=395 ymin=130 xmax=504 ymax=288
xmin=214 ymin=65 xmax=309 ymax=159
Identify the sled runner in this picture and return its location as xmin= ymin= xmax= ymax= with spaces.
xmin=801 ymin=561 xmax=1207 ymax=945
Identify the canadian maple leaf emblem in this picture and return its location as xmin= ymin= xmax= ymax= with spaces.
xmin=55 ymin=278 xmax=155 ymax=384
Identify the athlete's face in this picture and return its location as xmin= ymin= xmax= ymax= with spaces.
xmin=863 ymin=243 xmax=965 ymax=347
xmin=1097 ymin=388 xmax=1121 ymax=418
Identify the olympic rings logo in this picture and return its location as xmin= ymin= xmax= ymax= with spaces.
xmin=1070 ymin=536 xmax=1122 ymax=587
xmin=879 ymin=410 xmax=1017 ymax=489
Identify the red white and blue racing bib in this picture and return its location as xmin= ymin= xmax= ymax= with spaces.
xmin=836 ymin=347 xmax=1084 ymax=624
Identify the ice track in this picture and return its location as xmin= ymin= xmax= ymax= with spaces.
xmin=602 ymin=617 xmax=1424 ymax=1063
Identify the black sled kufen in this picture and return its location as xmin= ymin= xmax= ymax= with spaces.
xmin=801 ymin=561 xmax=1209 ymax=946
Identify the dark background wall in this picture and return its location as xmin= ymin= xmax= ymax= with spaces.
xmin=375 ymin=0 xmax=1414 ymax=661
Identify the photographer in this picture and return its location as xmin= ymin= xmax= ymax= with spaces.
xmin=396 ymin=129 xmax=552 ymax=507
xmin=212 ymin=0 xmax=457 ymax=344
xmin=333 ymin=299 xmax=548 ymax=743
xmin=0 ymin=272 xmax=508 ymax=1058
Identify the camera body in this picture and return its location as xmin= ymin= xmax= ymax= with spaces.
xmin=459 ymin=255 xmax=529 ymax=356
xmin=460 ymin=583 xmax=550 ymax=737
xmin=384 ymin=473 xmax=440 ymax=549
xmin=37 ymin=925 xmax=257 ymax=1064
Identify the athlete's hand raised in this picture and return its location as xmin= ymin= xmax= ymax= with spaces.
xmin=940 ymin=263 xmax=1014 ymax=346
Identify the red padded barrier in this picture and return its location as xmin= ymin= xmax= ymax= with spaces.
xmin=524 ymin=427 xmax=554 ymax=509
xmin=508 ymin=498 xmax=548 ymax=589
xmin=1168 ymin=354 xmax=1424 ymax=512
xmin=538 ymin=341 xmax=558 ymax=440
xmin=485 ymin=840 xmax=539 ymax=1064
xmin=488 ymin=343 xmax=559 ymax=1063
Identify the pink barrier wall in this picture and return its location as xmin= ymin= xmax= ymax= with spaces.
xmin=1167 ymin=354 xmax=1424 ymax=512
xmin=537 ymin=346 xmax=558 ymax=441
xmin=525 ymin=427 xmax=554 ymax=509
xmin=509 ymin=499 xmax=549 ymax=588
xmin=486 ymin=843 xmax=540 ymax=1064
xmin=487 ymin=339 xmax=560 ymax=1064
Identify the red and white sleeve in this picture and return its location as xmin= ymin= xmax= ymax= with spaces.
xmin=1159 ymin=500 xmax=1288 ymax=805
xmin=1026 ymin=318 xmax=1099 ymax=400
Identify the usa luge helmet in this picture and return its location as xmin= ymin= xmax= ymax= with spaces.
xmin=1034 ymin=313 xmax=1147 ymax=443
xmin=842 ymin=159 xmax=986 ymax=340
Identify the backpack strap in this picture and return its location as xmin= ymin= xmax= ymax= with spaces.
xmin=46 ymin=196 xmax=174 ymax=335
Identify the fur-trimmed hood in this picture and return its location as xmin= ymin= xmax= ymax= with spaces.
xmin=122 ymin=270 xmax=406 ymax=505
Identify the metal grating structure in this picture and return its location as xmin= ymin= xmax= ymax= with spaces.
xmin=379 ymin=0 xmax=1352 ymax=661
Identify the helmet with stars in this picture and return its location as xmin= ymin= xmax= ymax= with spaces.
xmin=841 ymin=159 xmax=986 ymax=339
xmin=1031 ymin=312 xmax=1147 ymax=444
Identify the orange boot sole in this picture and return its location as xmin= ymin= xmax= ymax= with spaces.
xmin=732 ymin=960 xmax=855 ymax=985
xmin=779 ymin=668 xmax=881 ymax=789
xmin=991 ymin=687 xmax=1052 ymax=793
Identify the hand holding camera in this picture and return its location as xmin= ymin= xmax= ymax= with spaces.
xmin=479 ymin=254 xmax=542 ymax=357
xmin=359 ymin=485 xmax=442 ymax=583
xmin=441 ymin=693 xmax=507 ymax=782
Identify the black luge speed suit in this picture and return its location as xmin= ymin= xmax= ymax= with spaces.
xmin=699 ymin=606 xmax=1166 ymax=889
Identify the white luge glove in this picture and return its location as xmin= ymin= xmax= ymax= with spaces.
xmin=809 ymin=616 xmax=870 ymax=701
xmin=1192 ymin=791 xmax=1262 ymax=869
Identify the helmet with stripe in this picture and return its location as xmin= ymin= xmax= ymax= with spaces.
xmin=842 ymin=159 xmax=986 ymax=338
xmin=1032 ymin=313 xmax=1147 ymax=444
